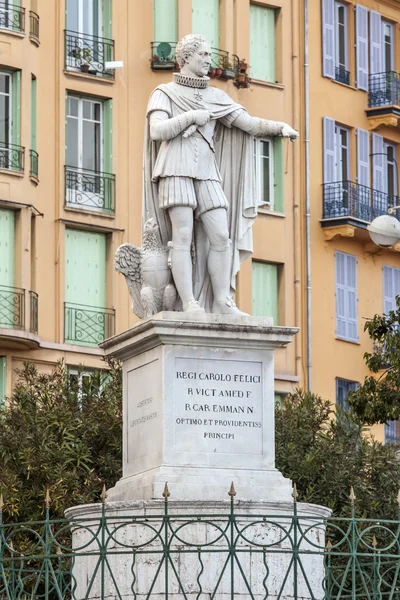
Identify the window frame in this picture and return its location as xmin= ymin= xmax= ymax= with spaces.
xmin=66 ymin=95 xmax=103 ymax=174
xmin=254 ymin=137 xmax=274 ymax=209
xmin=336 ymin=377 xmax=358 ymax=410
xmin=334 ymin=1 xmax=348 ymax=73
xmin=66 ymin=0 xmax=102 ymax=38
xmin=335 ymin=124 xmax=350 ymax=183
xmin=381 ymin=19 xmax=394 ymax=73
xmin=0 ymin=71 xmax=11 ymax=148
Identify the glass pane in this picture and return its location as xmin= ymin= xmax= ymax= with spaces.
xmin=261 ymin=154 xmax=270 ymax=203
xmin=94 ymin=102 xmax=101 ymax=122
xmin=387 ymin=145 xmax=394 ymax=161
xmin=0 ymin=74 xmax=9 ymax=95
xmin=82 ymin=120 xmax=100 ymax=171
xmin=0 ymin=95 xmax=9 ymax=144
xmin=82 ymin=100 xmax=92 ymax=120
xmin=82 ymin=0 xmax=94 ymax=35
xmin=66 ymin=0 xmax=79 ymax=31
xmin=66 ymin=117 xmax=78 ymax=167
xmin=338 ymin=22 xmax=345 ymax=67
xmin=68 ymin=97 xmax=79 ymax=117
xmin=260 ymin=140 xmax=269 ymax=159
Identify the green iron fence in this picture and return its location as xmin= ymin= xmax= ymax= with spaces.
xmin=1 ymin=485 xmax=400 ymax=599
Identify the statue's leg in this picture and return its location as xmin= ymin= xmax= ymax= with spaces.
xmin=200 ymin=208 xmax=247 ymax=316
xmin=169 ymin=206 xmax=204 ymax=313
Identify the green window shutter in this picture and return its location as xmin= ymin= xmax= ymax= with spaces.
xmin=154 ymin=0 xmax=178 ymax=42
xmin=252 ymin=261 xmax=278 ymax=324
xmin=250 ymin=4 xmax=275 ymax=82
xmin=31 ymin=77 xmax=37 ymax=152
xmin=102 ymin=0 xmax=112 ymax=39
xmin=103 ymin=99 xmax=112 ymax=174
xmin=65 ymin=229 xmax=106 ymax=308
xmin=13 ymin=0 xmax=21 ymax=5
xmin=0 ymin=209 xmax=15 ymax=287
xmin=192 ymin=0 xmax=219 ymax=48
xmin=273 ymin=138 xmax=284 ymax=212
xmin=0 ymin=357 xmax=6 ymax=406
xmin=12 ymin=70 xmax=21 ymax=148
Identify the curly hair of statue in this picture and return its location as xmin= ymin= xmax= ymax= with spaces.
xmin=175 ymin=34 xmax=208 ymax=69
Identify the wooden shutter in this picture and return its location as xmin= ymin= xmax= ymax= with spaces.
xmin=372 ymin=132 xmax=384 ymax=192
xmin=31 ymin=77 xmax=37 ymax=152
xmin=192 ymin=0 xmax=219 ymax=48
xmin=154 ymin=0 xmax=178 ymax=42
xmin=65 ymin=229 xmax=106 ymax=308
xmin=356 ymin=5 xmax=368 ymax=90
xmin=383 ymin=265 xmax=400 ymax=313
xmin=273 ymin=137 xmax=284 ymax=212
xmin=370 ymin=10 xmax=382 ymax=75
xmin=356 ymin=129 xmax=369 ymax=187
xmin=0 ymin=209 xmax=15 ymax=287
xmin=336 ymin=251 xmax=358 ymax=341
xmin=102 ymin=0 xmax=112 ymax=39
xmin=252 ymin=261 xmax=278 ymax=324
xmin=11 ymin=70 xmax=20 ymax=147
xmin=249 ymin=4 xmax=275 ymax=82
xmin=0 ymin=356 xmax=6 ymax=405
xmin=322 ymin=0 xmax=334 ymax=78
xmin=323 ymin=117 xmax=336 ymax=183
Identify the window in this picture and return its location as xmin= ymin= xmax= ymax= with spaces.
xmin=65 ymin=229 xmax=109 ymax=346
xmin=385 ymin=420 xmax=400 ymax=444
xmin=69 ymin=367 xmax=95 ymax=404
xmin=322 ymin=0 xmax=349 ymax=84
xmin=250 ymin=4 xmax=275 ymax=82
xmin=334 ymin=2 xmax=348 ymax=84
xmin=66 ymin=95 xmax=113 ymax=212
xmin=0 ymin=71 xmax=22 ymax=172
xmin=192 ymin=0 xmax=219 ymax=48
xmin=335 ymin=125 xmax=350 ymax=182
xmin=252 ymin=261 xmax=279 ymax=324
xmin=370 ymin=12 xmax=395 ymax=75
xmin=381 ymin=20 xmax=394 ymax=73
xmin=0 ymin=209 xmax=18 ymax=330
xmin=323 ymin=118 xmax=351 ymax=184
xmin=254 ymin=137 xmax=284 ymax=212
xmin=0 ymin=1 xmax=24 ymax=33
xmin=335 ymin=251 xmax=358 ymax=342
xmin=383 ymin=265 xmax=400 ymax=314
xmin=372 ymin=133 xmax=398 ymax=212
xmin=336 ymin=377 xmax=358 ymax=410
xmin=30 ymin=75 xmax=38 ymax=178
xmin=0 ymin=357 xmax=6 ymax=406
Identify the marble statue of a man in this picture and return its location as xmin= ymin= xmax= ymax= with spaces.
xmin=143 ymin=34 xmax=298 ymax=315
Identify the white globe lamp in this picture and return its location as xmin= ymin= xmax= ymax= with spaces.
xmin=367 ymin=214 xmax=400 ymax=247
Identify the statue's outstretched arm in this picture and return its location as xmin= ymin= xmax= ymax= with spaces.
xmin=149 ymin=109 xmax=210 ymax=142
xmin=232 ymin=110 xmax=299 ymax=140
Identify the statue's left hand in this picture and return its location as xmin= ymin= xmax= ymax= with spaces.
xmin=281 ymin=124 xmax=299 ymax=140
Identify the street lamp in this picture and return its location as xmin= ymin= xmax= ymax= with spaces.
xmin=368 ymin=208 xmax=400 ymax=247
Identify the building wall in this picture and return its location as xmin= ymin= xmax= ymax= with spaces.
xmin=0 ymin=1 xmax=303 ymax=400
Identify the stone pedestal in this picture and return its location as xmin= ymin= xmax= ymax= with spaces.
xmin=100 ymin=312 xmax=298 ymax=502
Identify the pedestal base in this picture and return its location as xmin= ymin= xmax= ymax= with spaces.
xmin=66 ymin=499 xmax=331 ymax=600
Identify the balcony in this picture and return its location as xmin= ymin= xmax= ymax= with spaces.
xmin=321 ymin=180 xmax=398 ymax=241
xmin=151 ymin=41 xmax=177 ymax=70
xmin=65 ymin=30 xmax=115 ymax=78
xmin=29 ymin=10 xmax=39 ymax=44
xmin=0 ymin=2 xmax=25 ymax=33
xmin=335 ymin=66 xmax=350 ymax=86
xmin=0 ymin=142 xmax=25 ymax=173
xmin=65 ymin=166 xmax=115 ymax=213
xmin=30 ymin=149 xmax=38 ymax=179
xmin=64 ymin=303 xmax=115 ymax=347
xmin=0 ymin=286 xmax=39 ymax=348
xmin=367 ymin=72 xmax=400 ymax=129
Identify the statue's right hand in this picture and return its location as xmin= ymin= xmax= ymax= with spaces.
xmin=190 ymin=109 xmax=211 ymax=127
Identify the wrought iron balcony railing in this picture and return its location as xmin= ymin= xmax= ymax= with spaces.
xmin=29 ymin=290 xmax=38 ymax=334
xmin=29 ymin=149 xmax=38 ymax=179
xmin=29 ymin=10 xmax=39 ymax=43
xmin=65 ymin=30 xmax=114 ymax=77
xmin=0 ymin=2 xmax=25 ymax=33
xmin=0 ymin=142 xmax=24 ymax=172
xmin=1 ymin=493 xmax=400 ymax=599
xmin=151 ymin=42 xmax=239 ymax=79
xmin=65 ymin=166 xmax=115 ymax=213
xmin=368 ymin=71 xmax=400 ymax=107
xmin=64 ymin=302 xmax=115 ymax=347
xmin=151 ymin=41 xmax=178 ymax=70
xmin=335 ymin=66 xmax=350 ymax=86
xmin=0 ymin=285 xmax=24 ymax=330
xmin=323 ymin=180 xmax=398 ymax=223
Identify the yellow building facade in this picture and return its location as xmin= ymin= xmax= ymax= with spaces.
xmin=0 ymin=0 xmax=396 ymax=442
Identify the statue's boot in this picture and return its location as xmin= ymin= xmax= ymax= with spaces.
xmin=208 ymin=245 xmax=248 ymax=316
xmin=171 ymin=246 xmax=205 ymax=314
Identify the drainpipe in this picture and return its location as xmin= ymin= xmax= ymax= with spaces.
xmin=304 ymin=0 xmax=312 ymax=391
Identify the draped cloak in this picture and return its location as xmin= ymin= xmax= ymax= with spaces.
xmin=143 ymin=82 xmax=261 ymax=312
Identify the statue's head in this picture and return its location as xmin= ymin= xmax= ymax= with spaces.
xmin=176 ymin=34 xmax=211 ymax=77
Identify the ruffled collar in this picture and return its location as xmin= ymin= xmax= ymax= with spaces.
xmin=172 ymin=72 xmax=210 ymax=89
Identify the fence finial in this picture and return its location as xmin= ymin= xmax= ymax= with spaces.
xmin=372 ymin=534 xmax=377 ymax=548
xmin=0 ymin=492 xmax=3 ymax=513
xmin=228 ymin=482 xmax=236 ymax=498
xmin=325 ymin=539 xmax=332 ymax=552
xmin=292 ymin=483 xmax=298 ymax=503
xmin=45 ymin=488 xmax=51 ymax=509
xmin=162 ymin=482 xmax=170 ymax=499
xmin=349 ymin=486 xmax=356 ymax=504
xmin=101 ymin=484 xmax=108 ymax=503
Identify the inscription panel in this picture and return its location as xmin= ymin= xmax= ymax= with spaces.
xmin=174 ymin=357 xmax=263 ymax=455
